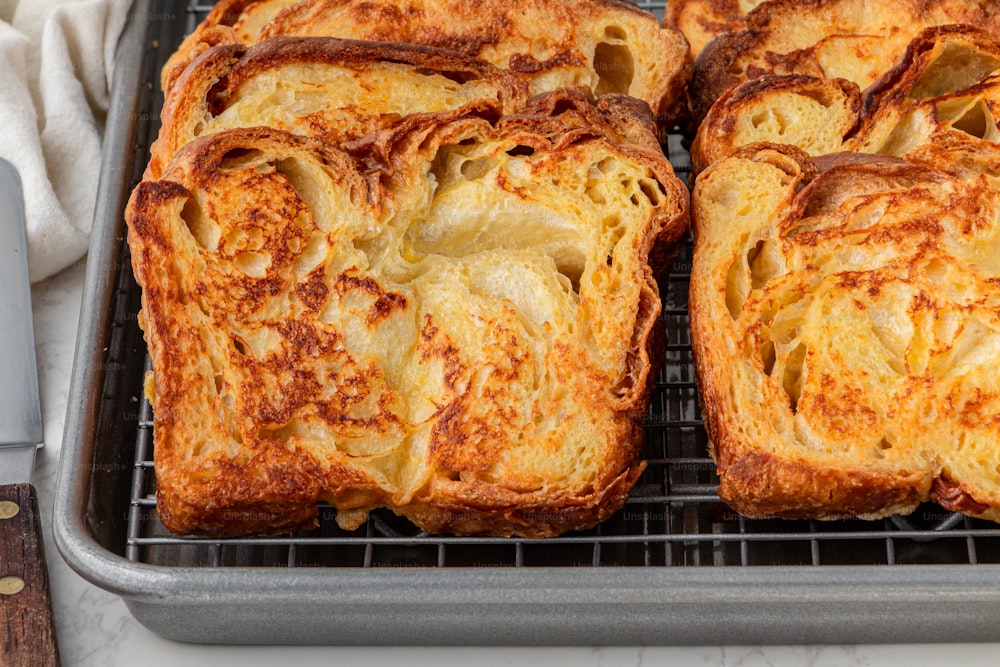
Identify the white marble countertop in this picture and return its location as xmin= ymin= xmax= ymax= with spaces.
xmin=27 ymin=260 xmax=1000 ymax=666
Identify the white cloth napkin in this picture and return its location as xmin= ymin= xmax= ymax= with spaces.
xmin=0 ymin=0 xmax=130 ymax=282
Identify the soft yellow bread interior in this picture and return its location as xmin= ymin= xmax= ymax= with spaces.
xmin=128 ymin=113 xmax=687 ymax=537
xmin=691 ymin=143 xmax=1000 ymax=522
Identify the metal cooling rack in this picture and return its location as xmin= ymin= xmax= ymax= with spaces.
xmin=115 ymin=0 xmax=1000 ymax=572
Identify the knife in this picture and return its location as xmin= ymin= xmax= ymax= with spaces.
xmin=0 ymin=158 xmax=60 ymax=667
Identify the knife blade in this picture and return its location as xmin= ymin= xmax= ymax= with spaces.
xmin=0 ymin=158 xmax=60 ymax=667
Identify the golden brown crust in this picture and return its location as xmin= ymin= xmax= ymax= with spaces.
xmin=226 ymin=33 xmax=504 ymax=82
xmin=691 ymin=141 xmax=1000 ymax=524
xmin=129 ymin=99 xmax=688 ymax=538
xmin=933 ymin=474 xmax=992 ymax=517
xmin=401 ymin=464 xmax=645 ymax=537
xmin=714 ymin=451 xmax=930 ymax=521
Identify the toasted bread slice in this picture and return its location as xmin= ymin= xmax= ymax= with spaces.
xmin=852 ymin=24 xmax=1000 ymax=155
xmin=162 ymin=0 xmax=691 ymax=129
xmin=162 ymin=0 xmax=301 ymax=92
xmin=127 ymin=100 xmax=689 ymax=538
xmin=691 ymin=142 xmax=1000 ymax=522
xmin=690 ymin=74 xmax=861 ymax=173
xmin=149 ymin=36 xmax=528 ymax=180
xmin=690 ymin=0 xmax=1000 ymax=124
xmin=663 ymin=0 xmax=766 ymax=57
xmin=691 ymin=25 xmax=1000 ymax=172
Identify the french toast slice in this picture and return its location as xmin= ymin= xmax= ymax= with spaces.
xmin=149 ymin=36 xmax=528 ymax=180
xmin=691 ymin=25 xmax=1000 ymax=172
xmin=690 ymin=142 xmax=1000 ymax=522
xmin=162 ymin=0 xmax=692 ymax=130
xmin=162 ymin=0 xmax=301 ymax=93
xmin=689 ymin=74 xmax=862 ymax=173
xmin=852 ymin=24 xmax=1000 ymax=156
xmin=690 ymin=0 xmax=1000 ymax=124
xmin=126 ymin=100 xmax=689 ymax=538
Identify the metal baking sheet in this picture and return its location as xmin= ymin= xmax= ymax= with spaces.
xmin=54 ymin=0 xmax=1000 ymax=644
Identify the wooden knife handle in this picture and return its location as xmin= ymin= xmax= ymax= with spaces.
xmin=0 ymin=482 xmax=60 ymax=667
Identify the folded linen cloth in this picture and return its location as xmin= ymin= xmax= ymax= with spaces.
xmin=0 ymin=0 xmax=130 ymax=282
